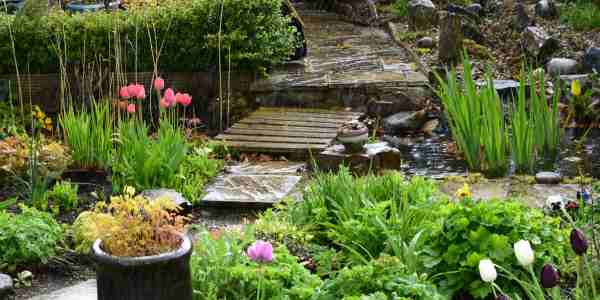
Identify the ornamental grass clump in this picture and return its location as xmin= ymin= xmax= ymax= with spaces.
xmin=73 ymin=188 xmax=186 ymax=257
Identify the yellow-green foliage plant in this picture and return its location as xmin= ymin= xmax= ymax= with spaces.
xmin=72 ymin=188 xmax=186 ymax=257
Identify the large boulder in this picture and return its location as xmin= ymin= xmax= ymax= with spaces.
xmin=335 ymin=0 xmax=379 ymax=25
xmin=383 ymin=110 xmax=428 ymax=134
xmin=521 ymin=26 xmax=560 ymax=61
xmin=583 ymin=47 xmax=600 ymax=74
xmin=408 ymin=0 xmax=437 ymax=30
xmin=0 ymin=273 xmax=13 ymax=298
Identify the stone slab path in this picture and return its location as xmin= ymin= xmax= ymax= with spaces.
xmin=28 ymin=279 xmax=95 ymax=300
xmin=201 ymin=161 xmax=307 ymax=206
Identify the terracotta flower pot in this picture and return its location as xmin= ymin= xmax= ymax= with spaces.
xmin=92 ymin=234 xmax=193 ymax=300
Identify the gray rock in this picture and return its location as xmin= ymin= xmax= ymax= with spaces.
xmin=514 ymin=2 xmax=532 ymax=31
xmin=438 ymin=11 xmax=463 ymax=64
xmin=521 ymin=26 xmax=560 ymax=60
xmin=535 ymin=0 xmax=558 ymax=18
xmin=383 ymin=110 xmax=428 ymax=134
xmin=336 ymin=0 xmax=379 ymax=25
xmin=0 ymin=273 xmax=13 ymax=297
xmin=408 ymin=0 xmax=437 ymax=30
xmin=416 ymin=36 xmax=435 ymax=48
xmin=422 ymin=119 xmax=440 ymax=136
xmin=466 ymin=3 xmax=483 ymax=16
xmin=546 ymin=58 xmax=579 ymax=76
xmin=140 ymin=189 xmax=192 ymax=215
xmin=382 ymin=135 xmax=416 ymax=150
xmin=583 ymin=47 xmax=600 ymax=74
xmin=535 ymin=171 xmax=562 ymax=184
xmin=477 ymin=79 xmax=520 ymax=101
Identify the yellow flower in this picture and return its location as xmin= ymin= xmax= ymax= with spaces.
xmin=36 ymin=111 xmax=46 ymax=120
xmin=124 ymin=186 xmax=136 ymax=196
xmin=455 ymin=183 xmax=472 ymax=198
xmin=45 ymin=125 xmax=53 ymax=131
xmin=44 ymin=117 xmax=52 ymax=125
xmin=571 ymin=80 xmax=581 ymax=97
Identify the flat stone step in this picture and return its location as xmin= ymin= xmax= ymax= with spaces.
xmin=28 ymin=280 xmax=96 ymax=300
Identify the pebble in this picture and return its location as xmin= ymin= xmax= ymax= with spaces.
xmin=0 ymin=273 xmax=13 ymax=297
xmin=535 ymin=172 xmax=562 ymax=184
xmin=416 ymin=36 xmax=435 ymax=49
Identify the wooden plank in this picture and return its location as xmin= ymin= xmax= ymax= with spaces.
xmin=239 ymin=118 xmax=341 ymax=128
xmin=216 ymin=134 xmax=332 ymax=145
xmin=244 ymin=115 xmax=352 ymax=124
xmin=257 ymin=107 xmax=363 ymax=117
xmin=219 ymin=141 xmax=327 ymax=152
xmin=231 ymin=123 xmax=337 ymax=134
xmin=254 ymin=109 xmax=362 ymax=119
xmin=225 ymin=128 xmax=338 ymax=139
xmin=251 ymin=112 xmax=358 ymax=122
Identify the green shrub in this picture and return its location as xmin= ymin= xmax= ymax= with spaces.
xmin=0 ymin=205 xmax=64 ymax=271
xmin=422 ymin=199 xmax=569 ymax=299
xmin=173 ymin=146 xmax=223 ymax=205
xmin=392 ymin=0 xmax=409 ymax=17
xmin=113 ymin=119 xmax=187 ymax=192
xmin=314 ymin=255 xmax=445 ymax=300
xmin=561 ymin=1 xmax=600 ymax=31
xmin=47 ymin=180 xmax=79 ymax=214
xmin=190 ymin=228 xmax=322 ymax=300
xmin=0 ymin=0 xmax=298 ymax=74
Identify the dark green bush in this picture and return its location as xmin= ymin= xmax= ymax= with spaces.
xmin=0 ymin=205 xmax=64 ymax=271
xmin=560 ymin=1 xmax=600 ymax=30
xmin=0 ymin=0 xmax=298 ymax=74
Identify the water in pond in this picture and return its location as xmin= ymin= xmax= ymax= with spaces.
xmin=392 ymin=129 xmax=600 ymax=179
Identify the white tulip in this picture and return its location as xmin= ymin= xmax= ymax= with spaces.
xmin=514 ymin=240 xmax=535 ymax=267
xmin=546 ymin=195 xmax=564 ymax=209
xmin=478 ymin=259 xmax=497 ymax=282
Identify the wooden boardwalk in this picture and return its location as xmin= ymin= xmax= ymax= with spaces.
xmin=215 ymin=107 xmax=363 ymax=155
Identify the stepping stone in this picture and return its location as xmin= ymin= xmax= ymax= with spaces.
xmin=28 ymin=279 xmax=96 ymax=300
xmin=202 ymin=162 xmax=305 ymax=206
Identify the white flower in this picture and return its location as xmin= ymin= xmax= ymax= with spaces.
xmin=478 ymin=259 xmax=497 ymax=282
xmin=514 ymin=240 xmax=535 ymax=267
xmin=124 ymin=185 xmax=136 ymax=196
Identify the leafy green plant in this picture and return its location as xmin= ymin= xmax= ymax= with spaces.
xmin=173 ymin=146 xmax=223 ymax=205
xmin=392 ymin=0 xmax=409 ymax=17
xmin=47 ymin=181 xmax=79 ymax=214
xmin=60 ymin=100 xmax=113 ymax=170
xmin=529 ymin=70 xmax=562 ymax=162
xmin=560 ymin=1 xmax=600 ymax=31
xmin=511 ymin=71 xmax=537 ymax=174
xmin=422 ymin=198 xmax=569 ymax=299
xmin=190 ymin=228 xmax=322 ymax=300
xmin=113 ymin=119 xmax=187 ymax=192
xmin=0 ymin=205 xmax=64 ymax=271
xmin=314 ymin=255 xmax=445 ymax=300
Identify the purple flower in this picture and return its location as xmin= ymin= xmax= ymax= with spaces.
xmin=541 ymin=264 xmax=560 ymax=288
xmin=496 ymin=295 xmax=510 ymax=300
xmin=570 ymin=228 xmax=588 ymax=255
xmin=247 ymin=240 xmax=273 ymax=263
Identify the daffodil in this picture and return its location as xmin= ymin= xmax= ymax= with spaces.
xmin=44 ymin=117 xmax=52 ymax=125
xmin=455 ymin=183 xmax=472 ymax=198
xmin=36 ymin=111 xmax=46 ymax=120
xmin=571 ymin=80 xmax=581 ymax=97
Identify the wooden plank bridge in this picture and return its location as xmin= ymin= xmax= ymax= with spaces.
xmin=215 ymin=107 xmax=363 ymax=155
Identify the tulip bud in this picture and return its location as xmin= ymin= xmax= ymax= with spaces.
xmin=514 ymin=240 xmax=535 ymax=267
xmin=570 ymin=228 xmax=588 ymax=255
xmin=540 ymin=264 xmax=560 ymax=288
xmin=496 ymin=295 xmax=510 ymax=300
xmin=478 ymin=259 xmax=497 ymax=282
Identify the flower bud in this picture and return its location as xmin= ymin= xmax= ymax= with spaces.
xmin=540 ymin=264 xmax=560 ymax=288
xmin=514 ymin=240 xmax=535 ymax=267
xmin=478 ymin=259 xmax=497 ymax=282
xmin=570 ymin=228 xmax=588 ymax=255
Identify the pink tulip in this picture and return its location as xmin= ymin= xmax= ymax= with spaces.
xmin=164 ymin=88 xmax=176 ymax=107
xmin=127 ymin=84 xmax=138 ymax=98
xmin=160 ymin=98 xmax=170 ymax=108
xmin=153 ymin=77 xmax=165 ymax=91
xmin=127 ymin=103 xmax=136 ymax=113
xmin=176 ymin=93 xmax=192 ymax=107
xmin=247 ymin=240 xmax=273 ymax=263
xmin=119 ymin=86 xmax=130 ymax=99
xmin=134 ymin=84 xmax=146 ymax=100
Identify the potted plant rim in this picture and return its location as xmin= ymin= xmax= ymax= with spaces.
xmin=85 ymin=187 xmax=192 ymax=300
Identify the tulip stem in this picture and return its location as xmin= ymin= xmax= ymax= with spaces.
xmin=527 ymin=266 xmax=546 ymax=300
xmin=584 ymin=255 xmax=597 ymax=298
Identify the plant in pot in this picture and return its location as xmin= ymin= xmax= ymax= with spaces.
xmin=76 ymin=187 xmax=192 ymax=300
xmin=336 ymin=121 xmax=369 ymax=153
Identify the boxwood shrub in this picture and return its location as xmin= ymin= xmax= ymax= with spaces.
xmin=0 ymin=0 xmax=298 ymax=74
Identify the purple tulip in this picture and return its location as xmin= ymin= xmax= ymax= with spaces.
xmin=570 ymin=229 xmax=589 ymax=255
xmin=247 ymin=240 xmax=273 ymax=263
xmin=496 ymin=295 xmax=510 ymax=300
xmin=541 ymin=264 xmax=560 ymax=288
